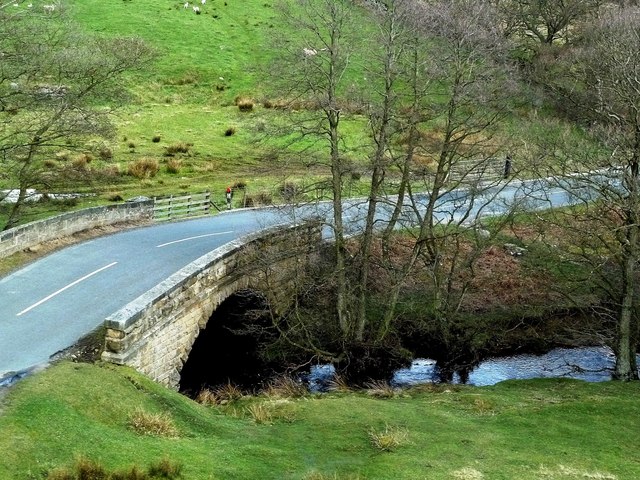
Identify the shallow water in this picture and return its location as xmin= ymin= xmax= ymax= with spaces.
xmin=308 ymin=347 xmax=640 ymax=391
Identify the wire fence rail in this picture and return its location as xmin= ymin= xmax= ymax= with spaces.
xmin=153 ymin=191 xmax=215 ymax=221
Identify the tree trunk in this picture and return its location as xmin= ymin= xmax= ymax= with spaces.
xmin=615 ymin=135 xmax=640 ymax=380
xmin=615 ymin=254 xmax=639 ymax=380
xmin=3 ymin=186 xmax=28 ymax=231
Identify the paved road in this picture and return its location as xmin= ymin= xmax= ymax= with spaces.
xmin=0 ymin=176 xmax=592 ymax=384
xmin=0 ymin=208 xmax=286 ymax=383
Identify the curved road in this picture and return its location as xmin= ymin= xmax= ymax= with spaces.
xmin=0 ymin=208 xmax=287 ymax=383
xmin=0 ymin=177 xmax=589 ymax=384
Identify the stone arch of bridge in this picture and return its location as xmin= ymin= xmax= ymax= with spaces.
xmin=102 ymin=221 xmax=322 ymax=389
xmin=178 ymin=288 xmax=275 ymax=395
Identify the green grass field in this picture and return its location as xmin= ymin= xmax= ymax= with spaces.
xmin=1 ymin=361 xmax=638 ymax=479
xmin=0 ymin=236 xmax=631 ymax=480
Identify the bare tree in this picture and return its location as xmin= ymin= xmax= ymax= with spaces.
xmin=264 ymin=0 xmax=519 ymax=381
xmin=579 ymin=7 xmax=640 ymax=380
xmin=492 ymin=0 xmax=601 ymax=45
xmin=380 ymin=0 xmax=520 ymax=375
xmin=351 ymin=0 xmax=418 ymax=342
xmin=532 ymin=5 xmax=640 ymax=380
xmin=349 ymin=0 xmax=518 ymax=354
xmin=271 ymin=0 xmax=362 ymax=342
xmin=0 ymin=4 xmax=153 ymax=230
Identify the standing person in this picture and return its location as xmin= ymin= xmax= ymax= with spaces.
xmin=503 ymin=155 xmax=512 ymax=179
xmin=225 ymin=186 xmax=232 ymax=209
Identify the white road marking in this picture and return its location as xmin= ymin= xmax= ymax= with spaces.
xmin=16 ymin=262 xmax=118 ymax=317
xmin=156 ymin=231 xmax=233 ymax=248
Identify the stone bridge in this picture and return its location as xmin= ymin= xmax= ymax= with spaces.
xmin=101 ymin=220 xmax=322 ymax=389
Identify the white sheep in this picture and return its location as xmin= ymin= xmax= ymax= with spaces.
xmin=193 ymin=5 xmax=200 ymax=13
xmin=201 ymin=0 xmax=206 ymax=4
xmin=43 ymin=4 xmax=55 ymax=12
xmin=302 ymin=47 xmax=317 ymax=57
xmin=183 ymin=2 xmax=189 ymax=8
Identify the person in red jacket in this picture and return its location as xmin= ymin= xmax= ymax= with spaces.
xmin=225 ymin=186 xmax=232 ymax=209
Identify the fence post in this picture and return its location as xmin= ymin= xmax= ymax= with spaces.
xmin=153 ymin=196 xmax=157 ymax=221
xmin=204 ymin=191 xmax=210 ymax=215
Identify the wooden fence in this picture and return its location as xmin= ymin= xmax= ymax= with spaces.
xmin=153 ymin=191 xmax=213 ymax=221
xmin=447 ymin=157 xmax=509 ymax=184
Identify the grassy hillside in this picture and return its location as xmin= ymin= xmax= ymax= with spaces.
xmin=0 ymin=361 xmax=639 ymax=479
xmin=0 ymin=0 xmax=601 ymax=227
xmin=71 ymin=0 xmax=280 ymax=101
xmin=67 ymin=0 xmax=295 ymax=198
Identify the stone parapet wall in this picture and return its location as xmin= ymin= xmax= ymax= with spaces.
xmin=102 ymin=221 xmax=321 ymax=389
xmin=0 ymin=200 xmax=154 ymax=259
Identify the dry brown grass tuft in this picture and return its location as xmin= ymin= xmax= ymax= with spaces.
xmin=165 ymin=158 xmax=182 ymax=174
xmin=128 ymin=408 xmax=179 ymax=437
xmin=235 ymin=96 xmax=254 ymax=112
xmin=128 ymin=157 xmax=159 ymax=179
xmin=164 ymin=142 xmax=191 ymax=156
xmin=195 ymin=388 xmax=218 ymax=406
xmin=214 ymin=382 xmax=244 ymax=404
xmin=364 ymin=380 xmax=398 ymax=399
xmin=246 ymin=399 xmax=297 ymax=424
xmin=264 ymin=375 xmax=307 ymax=398
xmin=327 ymin=374 xmax=351 ymax=393
xmin=368 ymin=424 xmax=410 ymax=452
xmin=246 ymin=403 xmax=273 ymax=424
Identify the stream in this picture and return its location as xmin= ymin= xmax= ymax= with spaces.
xmin=308 ymin=346 xmax=640 ymax=391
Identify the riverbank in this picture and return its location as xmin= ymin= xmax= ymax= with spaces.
xmin=1 ymin=360 xmax=638 ymax=479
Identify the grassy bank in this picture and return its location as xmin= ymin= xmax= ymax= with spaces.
xmin=0 ymin=361 xmax=638 ymax=479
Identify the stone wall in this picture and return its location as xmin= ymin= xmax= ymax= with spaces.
xmin=101 ymin=221 xmax=322 ymax=389
xmin=0 ymin=200 xmax=154 ymax=259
